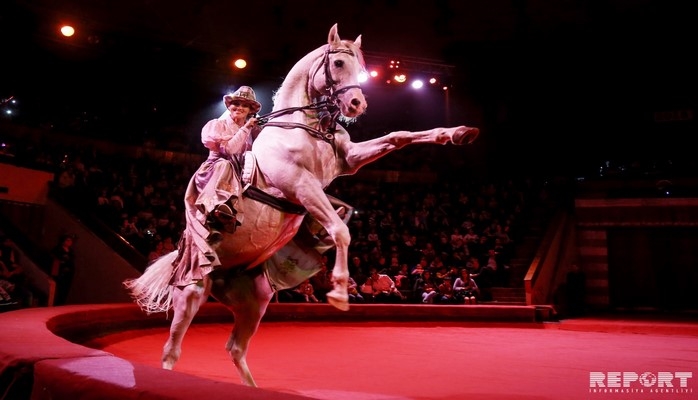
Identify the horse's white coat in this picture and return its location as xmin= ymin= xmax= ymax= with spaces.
xmin=126 ymin=24 xmax=479 ymax=387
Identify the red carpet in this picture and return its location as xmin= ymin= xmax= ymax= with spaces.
xmin=87 ymin=319 xmax=698 ymax=400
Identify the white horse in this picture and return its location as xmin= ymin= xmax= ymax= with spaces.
xmin=125 ymin=23 xmax=479 ymax=387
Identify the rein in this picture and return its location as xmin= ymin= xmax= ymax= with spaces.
xmin=256 ymin=47 xmax=362 ymax=143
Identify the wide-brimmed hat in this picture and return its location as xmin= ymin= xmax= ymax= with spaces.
xmin=223 ymin=86 xmax=261 ymax=113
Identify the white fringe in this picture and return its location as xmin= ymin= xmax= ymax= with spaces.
xmin=123 ymin=251 xmax=178 ymax=314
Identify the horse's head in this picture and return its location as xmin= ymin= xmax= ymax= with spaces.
xmin=312 ymin=24 xmax=367 ymax=119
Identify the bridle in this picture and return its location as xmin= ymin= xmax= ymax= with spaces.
xmin=316 ymin=47 xmax=363 ymax=99
xmin=258 ymin=46 xmax=364 ymax=142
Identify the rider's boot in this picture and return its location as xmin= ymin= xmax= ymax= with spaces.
xmin=206 ymin=200 xmax=241 ymax=244
xmin=326 ymin=273 xmax=349 ymax=311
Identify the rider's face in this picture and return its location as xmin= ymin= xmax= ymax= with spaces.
xmin=228 ymin=101 xmax=251 ymax=119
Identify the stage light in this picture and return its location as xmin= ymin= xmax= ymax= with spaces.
xmin=429 ymin=77 xmax=437 ymax=84
xmin=411 ymin=80 xmax=424 ymax=89
xmin=394 ymin=74 xmax=406 ymax=83
xmin=369 ymin=70 xmax=379 ymax=78
xmin=233 ymin=58 xmax=247 ymax=69
xmin=60 ymin=25 xmax=75 ymax=37
xmin=358 ymin=71 xmax=368 ymax=83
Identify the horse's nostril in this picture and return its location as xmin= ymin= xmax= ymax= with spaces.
xmin=351 ymin=98 xmax=362 ymax=107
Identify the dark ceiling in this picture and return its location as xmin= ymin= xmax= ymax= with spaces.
xmin=2 ymin=0 xmax=697 ymax=173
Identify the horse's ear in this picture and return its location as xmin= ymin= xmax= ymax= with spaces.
xmin=328 ymin=23 xmax=341 ymax=47
xmin=354 ymin=34 xmax=362 ymax=49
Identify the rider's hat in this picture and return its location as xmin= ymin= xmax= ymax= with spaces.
xmin=223 ymin=86 xmax=261 ymax=113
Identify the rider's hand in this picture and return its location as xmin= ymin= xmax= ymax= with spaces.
xmin=245 ymin=118 xmax=258 ymax=129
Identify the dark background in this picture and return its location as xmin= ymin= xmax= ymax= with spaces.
xmin=2 ymin=0 xmax=697 ymax=178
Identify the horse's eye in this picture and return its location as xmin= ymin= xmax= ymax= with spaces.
xmin=334 ymin=60 xmax=344 ymax=68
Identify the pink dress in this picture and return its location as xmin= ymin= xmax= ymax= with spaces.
xmin=171 ymin=111 xmax=259 ymax=287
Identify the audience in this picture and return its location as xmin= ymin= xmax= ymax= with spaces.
xmin=0 ymin=235 xmax=29 ymax=306
xmin=0 ymin=127 xmax=553 ymax=309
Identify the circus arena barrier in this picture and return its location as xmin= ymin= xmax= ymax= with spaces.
xmin=0 ymin=302 xmax=538 ymax=399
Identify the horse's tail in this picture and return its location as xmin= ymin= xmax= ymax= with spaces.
xmin=123 ymin=250 xmax=178 ymax=314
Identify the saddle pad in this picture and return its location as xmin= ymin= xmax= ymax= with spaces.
xmin=242 ymin=151 xmax=256 ymax=186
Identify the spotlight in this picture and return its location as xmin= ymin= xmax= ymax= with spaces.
xmin=394 ymin=74 xmax=406 ymax=83
xmin=233 ymin=58 xmax=247 ymax=69
xmin=411 ymin=80 xmax=424 ymax=89
xmin=60 ymin=25 xmax=75 ymax=37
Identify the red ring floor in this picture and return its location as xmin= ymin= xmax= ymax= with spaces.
xmin=85 ymin=318 xmax=698 ymax=400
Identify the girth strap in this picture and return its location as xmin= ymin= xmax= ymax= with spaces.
xmin=243 ymin=185 xmax=308 ymax=215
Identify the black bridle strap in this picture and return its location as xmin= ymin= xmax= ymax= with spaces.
xmin=320 ymin=47 xmax=361 ymax=98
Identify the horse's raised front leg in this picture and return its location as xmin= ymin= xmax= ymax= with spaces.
xmin=341 ymin=125 xmax=479 ymax=174
xmin=209 ymin=267 xmax=274 ymax=387
xmin=162 ymin=278 xmax=211 ymax=370
xmin=294 ymin=175 xmax=351 ymax=311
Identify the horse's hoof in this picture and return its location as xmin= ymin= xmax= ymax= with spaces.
xmin=326 ymin=291 xmax=350 ymax=311
xmin=454 ymin=126 xmax=480 ymax=145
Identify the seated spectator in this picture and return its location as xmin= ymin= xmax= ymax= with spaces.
xmin=453 ymin=269 xmax=479 ymax=304
xmin=161 ymin=236 xmax=176 ymax=253
xmin=360 ymin=276 xmax=374 ymax=302
xmin=0 ymin=235 xmax=29 ymax=306
xmin=294 ymin=279 xmax=320 ymax=303
xmin=434 ymin=265 xmax=450 ymax=284
xmin=411 ymin=257 xmax=428 ymax=278
xmin=367 ymin=267 xmax=405 ymax=303
xmin=310 ymin=257 xmax=333 ymax=302
xmin=119 ymin=216 xmax=140 ymax=241
xmin=147 ymin=240 xmax=167 ymax=263
xmin=393 ymin=263 xmax=411 ymax=289
xmin=436 ymin=276 xmax=457 ymax=304
xmin=276 ymin=288 xmax=304 ymax=303
xmin=413 ymin=269 xmax=439 ymax=304
xmin=347 ymin=275 xmax=364 ymax=303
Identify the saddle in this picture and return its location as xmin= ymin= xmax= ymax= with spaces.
xmin=237 ymin=151 xmax=307 ymax=215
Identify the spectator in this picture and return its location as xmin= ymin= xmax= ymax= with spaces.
xmin=49 ymin=234 xmax=76 ymax=306
xmin=393 ymin=264 xmax=411 ymax=292
xmin=0 ymin=279 xmax=15 ymax=305
xmin=413 ymin=269 xmax=439 ymax=304
xmin=367 ymin=267 xmax=405 ymax=303
xmin=310 ymin=257 xmax=334 ymax=302
xmin=453 ymin=269 xmax=479 ymax=304
xmin=147 ymin=240 xmax=167 ymax=263
xmin=294 ymin=279 xmax=320 ymax=303
xmin=436 ymin=276 xmax=457 ymax=304
xmin=0 ymin=235 xmax=30 ymax=306
xmin=347 ymin=275 xmax=364 ymax=303
xmin=411 ymin=257 xmax=428 ymax=278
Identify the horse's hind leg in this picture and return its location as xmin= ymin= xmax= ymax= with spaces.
xmin=210 ymin=268 xmax=274 ymax=387
xmin=162 ymin=278 xmax=211 ymax=370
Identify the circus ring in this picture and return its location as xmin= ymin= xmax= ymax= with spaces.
xmin=1 ymin=303 xmax=696 ymax=400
